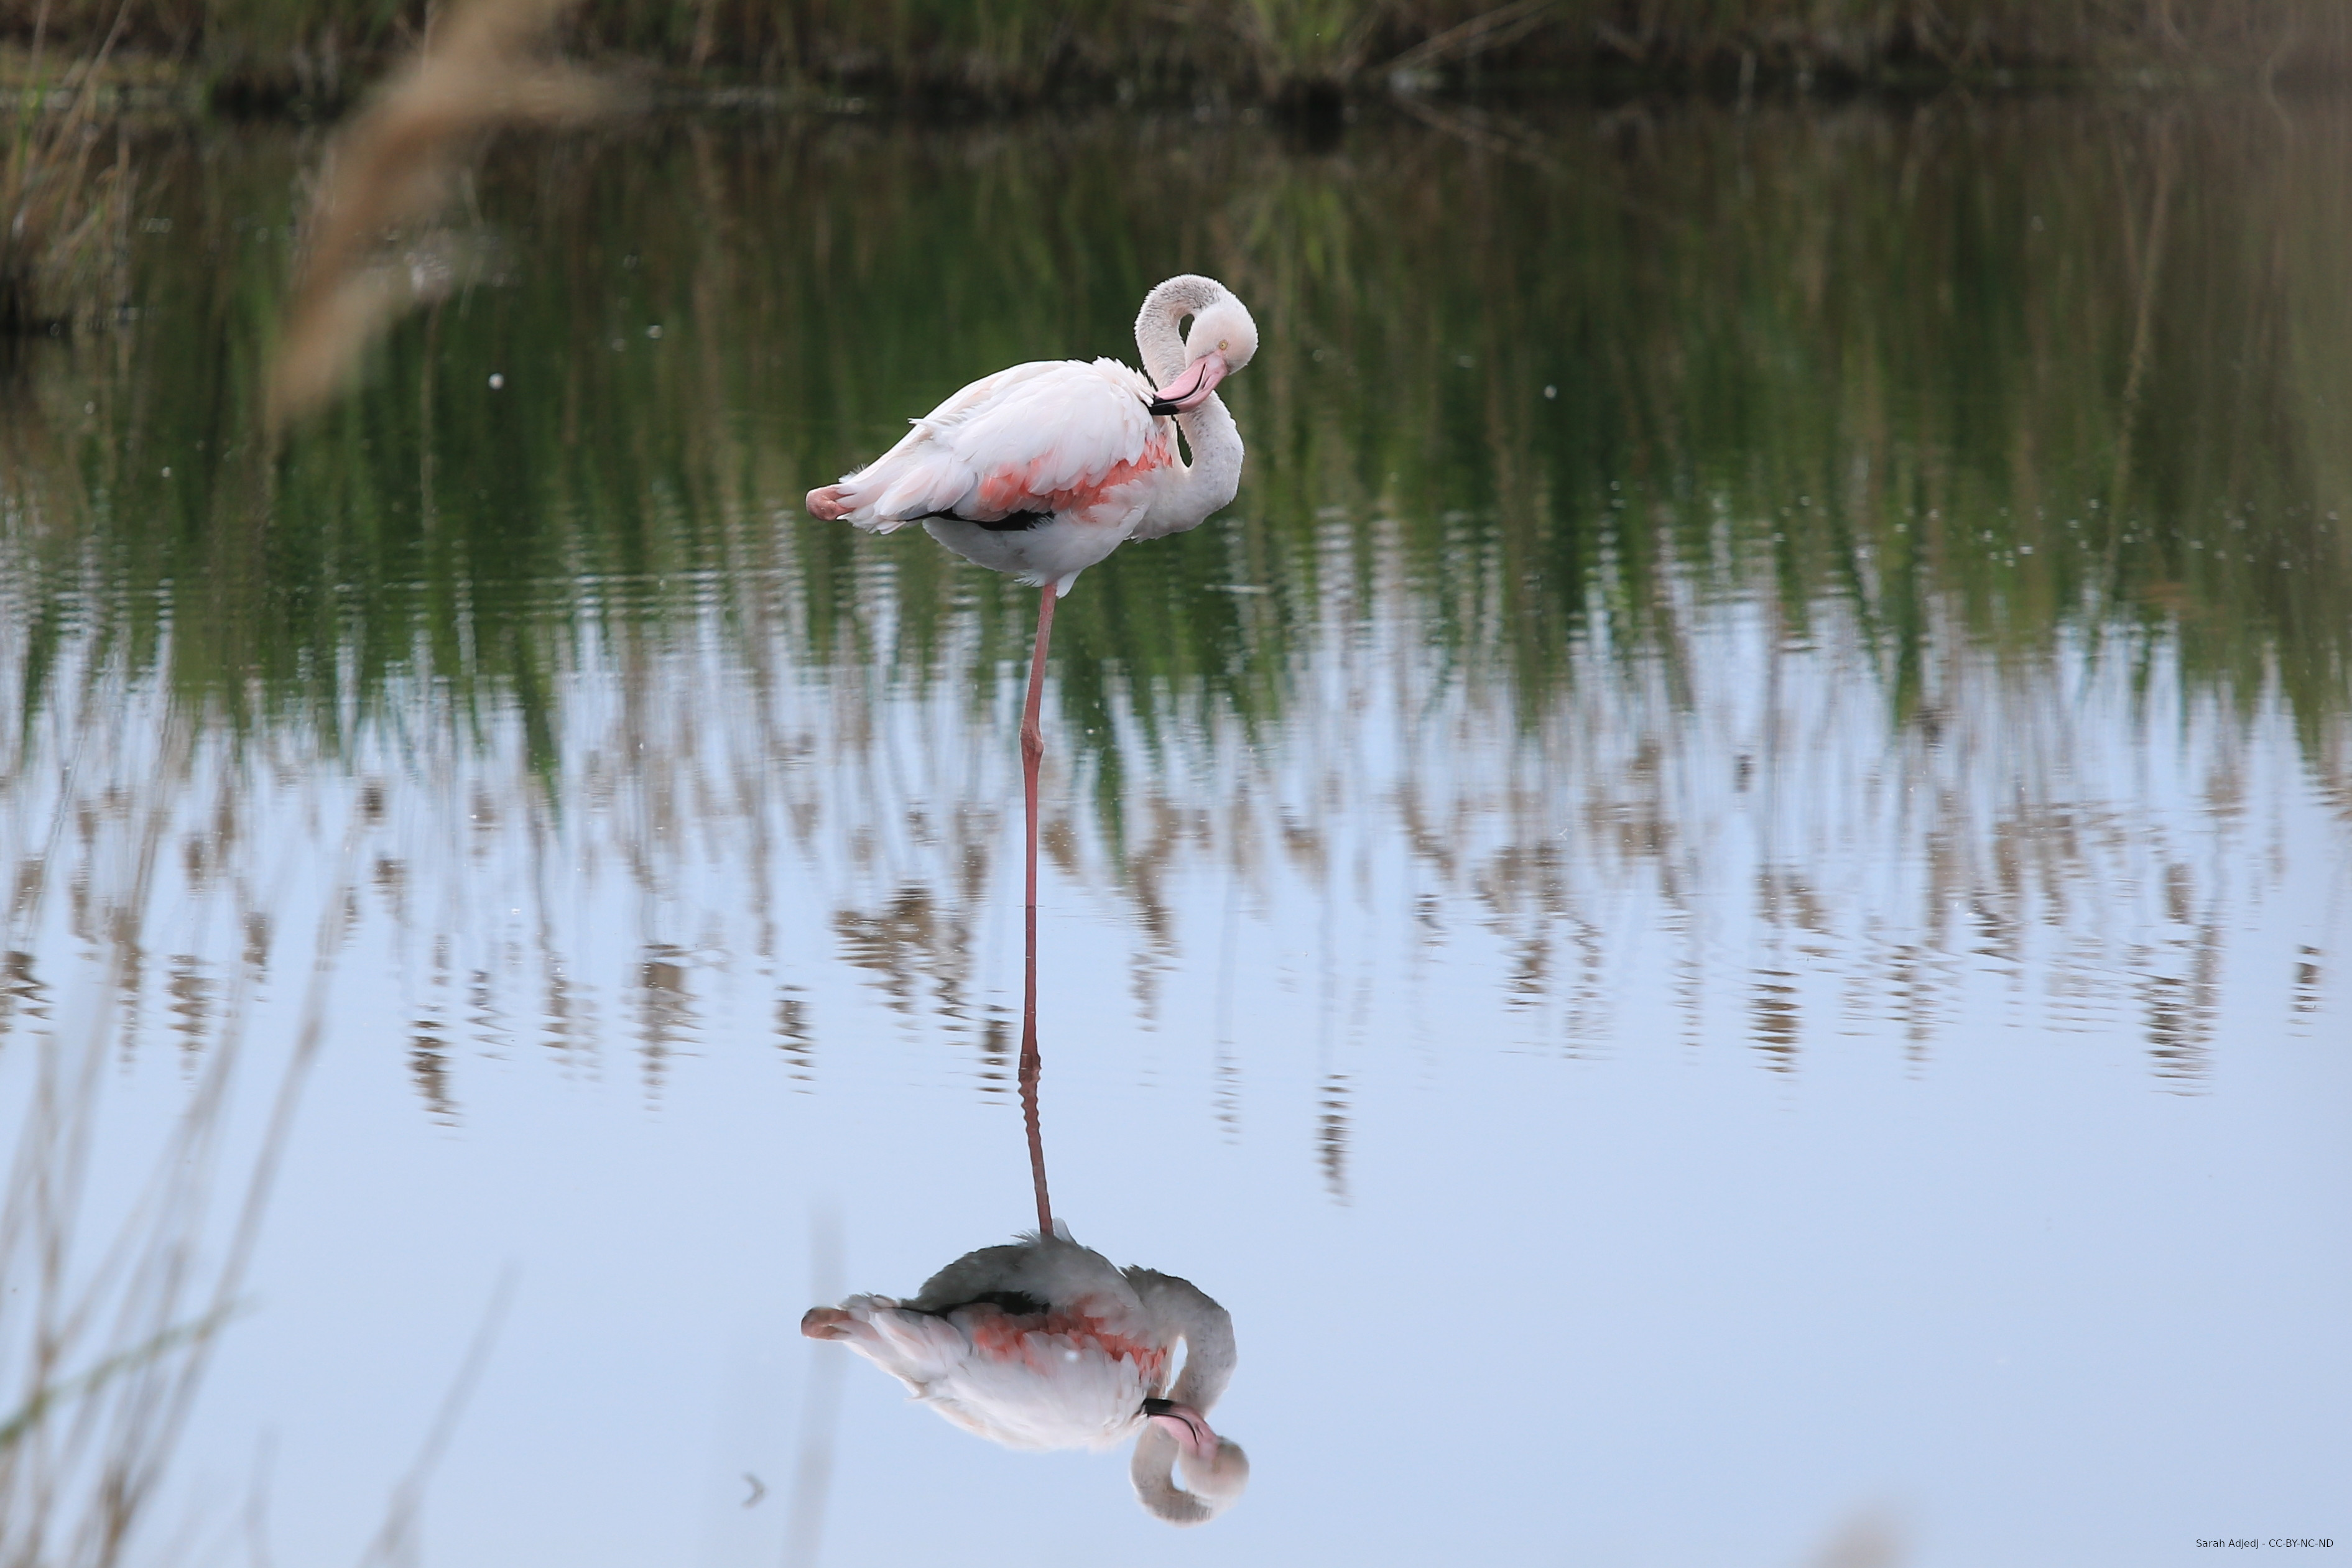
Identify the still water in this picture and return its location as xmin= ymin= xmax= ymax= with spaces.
xmin=1 ymin=96 xmax=2347 ymax=1567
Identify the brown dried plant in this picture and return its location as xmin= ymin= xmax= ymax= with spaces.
xmin=1 ymin=1 xmax=137 ymax=334
xmin=266 ymin=0 xmax=621 ymax=427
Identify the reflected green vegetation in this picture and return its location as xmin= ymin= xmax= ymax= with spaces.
xmin=4 ymin=97 xmax=2348 ymax=779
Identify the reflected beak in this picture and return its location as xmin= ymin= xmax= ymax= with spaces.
xmin=1141 ymin=1397 xmax=1219 ymax=1457
xmin=1147 ymin=351 xmax=1229 ymax=417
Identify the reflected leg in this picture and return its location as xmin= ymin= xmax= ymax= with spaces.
xmin=1019 ymin=584 xmax=1056 ymax=1234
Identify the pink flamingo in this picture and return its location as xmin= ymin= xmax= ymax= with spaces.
xmin=802 ymin=1227 xmax=1250 ymax=1524
xmin=807 ymin=277 xmax=1259 ymax=1229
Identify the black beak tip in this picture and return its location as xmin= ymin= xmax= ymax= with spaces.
xmin=1145 ymin=399 xmax=1180 ymax=417
xmin=1141 ymin=1398 xmax=1175 ymax=1417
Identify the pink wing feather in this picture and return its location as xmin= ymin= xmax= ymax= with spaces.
xmin=812 ymin=359 xmax=1174 ymax=528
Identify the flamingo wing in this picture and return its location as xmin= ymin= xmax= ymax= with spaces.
xmin=813 ymin=359 xmax=1170 ymax=529
xmin=813 ymin=1292 xmax=1167 ymax=1452
xmin=920 ymin=1317 xmax=1160 ymax=1451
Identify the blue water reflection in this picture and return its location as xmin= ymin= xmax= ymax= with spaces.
xmin=0 ymin=99 xmax=2346 ymax=1568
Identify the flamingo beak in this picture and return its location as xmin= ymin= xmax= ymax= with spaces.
xmin=1141 ymin=1398 xmax=1219 ymax=1458
xmin=1147 ymin=351 xmax=1229 ymax=417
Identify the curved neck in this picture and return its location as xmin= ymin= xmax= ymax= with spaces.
xmin=1167 ymin=394 xmax=1243 ymax=524
xmin=1133 ymin=275 xmax=1246 ymax=536
xmin=1130 ymin=1426 xmax=1217 ymax=1524
xmin=1133 ymin=275 xmax=1226 ymax=388
xmin=1125 ymin=1268 xmax=1238 ymax=1410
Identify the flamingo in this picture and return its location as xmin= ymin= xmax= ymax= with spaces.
xmin=802 ymin=1226 xmax=1249 ymax=1524
xmin=806 ymin=278 xmax=1259 ymax=1212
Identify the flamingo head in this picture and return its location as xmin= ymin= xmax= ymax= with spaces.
xmin=1149 ymin=293 xmax=1259 ymax=415
xmin=1133 ymin=1398 xmax=1249 ymax=1524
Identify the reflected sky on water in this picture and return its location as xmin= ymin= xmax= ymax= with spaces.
xmin=0 ymin=96 xmax=2347 ymax=1567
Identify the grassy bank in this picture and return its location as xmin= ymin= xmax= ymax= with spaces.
xmin=0 ymin=0 xmax=2346 ymax=106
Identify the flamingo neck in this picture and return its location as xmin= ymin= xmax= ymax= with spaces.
xmin=1123 ymin=1268 xmax=1238 ymax=1410
xmin=1132 ymin=275 xmax=1246 ymax=536
xmin=1134 ymin=274 xmax=1225 ymax=387
xmin=1162 ymin=394 xmax=1243 ymax=530
xmin=1123 ymin=1271 xmax=1250 ymax=1528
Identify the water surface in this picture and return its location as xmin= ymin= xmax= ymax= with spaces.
xmin=1 ymin=96 xmax=2346 ymax=1567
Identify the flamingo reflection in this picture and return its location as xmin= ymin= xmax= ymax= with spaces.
xmin=802 ymin=1227 xmax=1248 ymax=1524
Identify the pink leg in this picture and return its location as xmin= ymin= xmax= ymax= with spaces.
xmin=1019 ymin=584 xmax=1057 ymax=1235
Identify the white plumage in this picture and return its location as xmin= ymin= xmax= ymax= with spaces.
xmin=803 ymin=1226 xmax=1250 ymax=1524
xmin=809 ymin=276 xmax=1257 ymax=595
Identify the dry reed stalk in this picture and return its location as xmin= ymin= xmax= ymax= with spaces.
xmin=0 ymin=0 xmax=134 ymax=332
xmin=1379 ymin=0 xmax=1560 ymax=80
xmin=0 ymin=679 xmax=361 ymax=1568
xmin=266 ymin=0 xmax=621 ymax=427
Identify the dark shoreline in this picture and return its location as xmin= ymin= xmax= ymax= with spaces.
xmin=1 ymin=58 xmax=2344 ymax=129
xmin=1 ymin=0 xmax=2346 ymax=124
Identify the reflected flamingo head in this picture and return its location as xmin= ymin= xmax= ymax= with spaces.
xmin=1130 ymin=1405 xmax=1250 ymax=1525
xmin=1141 ymin=1395 xmax=1218 ymax=1454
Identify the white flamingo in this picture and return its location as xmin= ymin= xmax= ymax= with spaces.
xmin=805 ymin=277 xmax=1259 ymax=1099
xmin=802 ymin=1227 xmax=1250 ymax=1524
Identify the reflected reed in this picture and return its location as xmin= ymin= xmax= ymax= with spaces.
xmin=2 ymin=98 xmax=2347 ymax=1126
xmin=0 ymin=741 xmax=358 ymax=1564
